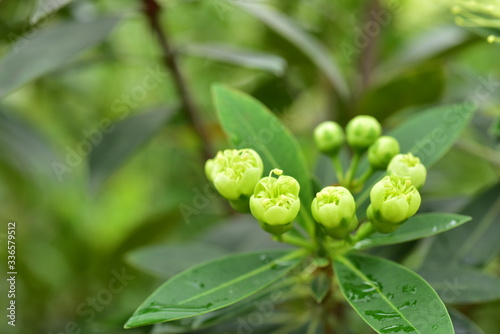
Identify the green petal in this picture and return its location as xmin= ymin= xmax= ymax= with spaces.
xmin=264 ymin=206 xmax=290 ymax=225
xmin=407 ymin=191 xmax=421 ymax=217
xmin=214 ymin=174 xmax=240 ymax=200
xmin=319 ymin=203 xmax=341 ymax=228
xmin=240 ymin=167 xmax=262 ymax=196
xmin=380 ymin=196 xmax=408 ymax=223
xmin=249 ymin=196 xmax=266 ymax=222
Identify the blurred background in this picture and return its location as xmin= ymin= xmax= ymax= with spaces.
xmin=0 ymin=0 xmax=499 ymax=333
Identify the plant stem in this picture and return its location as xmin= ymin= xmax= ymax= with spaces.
xmin=352 ymin=221 xmax=376 ymax=243
xmin=356 ymin=167 xmax=374 ymax=186
xmin=331 ymin=155 xmax=344 ymax=184
xmin=275 ymin=233 xmax=314 ymax=250
xmin=141 ymin=0 xmax=212 ymax=161
xmin=344 ymin=151 xmax=361 ymax=187
xmin=357 ymin=0 xmax=381 ymax=95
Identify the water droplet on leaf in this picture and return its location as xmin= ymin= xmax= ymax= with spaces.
xmin=364 ymin=310 xmax=401 ymax=321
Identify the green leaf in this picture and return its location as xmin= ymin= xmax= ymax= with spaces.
xmin=354 ymin=214 xmax=472 ymax=250
xmin=311 ymin=272 xmax=331 ymax=303
xmin=126 ymin=244 xmax=228 ymax=278
xmin=355 ymin=103 xmax=476 ymax=216
xmin=449 ymin=308 xmax=485 ymax=334
xmin=421 ymin=183 xmax=500 ymax=269
xmin=334 ymin=253 xmax=453 ymax=334
xmin=153 ymin=281 xmax=296 ymax=332
xmin=377 ymin=26 xmax=475 ymax=77
xmin=236 ymin=2 xmax=349 ymax=99
xmin=0 ymin=110 xmax=58 ymax=180
xmin=212 ymin=85 xmax=314 ymax=234
xmin=419 ymin=267 xmax=500 ymax=304
xmin=181 ymin=43 xmax=287 ymax=75
xmin=125 ymin=249 xmax=304 ymax=328
xmin=358 ymin=64 xmax=445 ymax=122
xmin=89 ymin=108 xmax=173 ymax=190
xmin=0 ymin=16 xmax=119 ymax=98
xmin=31 ymin=0 xmax=73 ymax=24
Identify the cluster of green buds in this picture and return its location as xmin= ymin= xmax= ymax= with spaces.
xmin=205 ymin=149 xmax=301 ymax=236
xmin=314 ymin=115 xmax=400 ymax=189
xmin=205 ymin=114 xmax=428 ymax=242
xmin=313 ymin=115 xmax=428 ymax=235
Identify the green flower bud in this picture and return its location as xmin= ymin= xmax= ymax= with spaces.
xmin=387 ymin=153 xmax=427 ymax=189
xmin=311 ymin=186 xmax=358 ymax=239
xmin=368 ymin=136 xmax=400 ymax=170
xmin=314 ymin=121 xmax=344 ymax=155
xmin=250 ymin=169 xmax=300 ymax=235
xmin=346 ymin=115 xmax=382 ymax=151
xmin=369 ymin=175 xmax=421 ymax=233
xmin=205 ymin=149 xmax=264 ymax=201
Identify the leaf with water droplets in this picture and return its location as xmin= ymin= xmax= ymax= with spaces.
xmin=125 ymin=249 xmax=304 ymax=328
xmin=354 ymin=214 xmax=472 ymax=250
xmin=334 ymin=253 xmax=454 ymax=334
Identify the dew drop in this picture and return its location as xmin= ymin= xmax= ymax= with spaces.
xmin=137 ymin=302 xmax=210 ymax=316
xmin=380 ymin=324 xmax=415 ymax=333
xmin=344 ymin=280 xmax=382 ymax=303
xmin=397 ymin=300 xmax=417 ymax=310
xmin=364 ymin=310 xmax=401 ymax=321
xmin=432 ymin=325 xmax=439 ymax=330
xmin=259 ymin=254 xmax=272 ymax=264
xmin=187 ymin=281 xmax=205 ymax=289
xmin=270 ymin=260 xmax=293 ymax=270
xmin=402 ymin=285 xmax=417 ymax=295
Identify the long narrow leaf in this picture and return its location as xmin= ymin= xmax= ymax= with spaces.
xmin=125 ymin=249 xmax=304 ymax=328
xmin=237 ymin=2 xmax=349 ymax=99
xmin=354 ymin=213 xmax=471 ymax=250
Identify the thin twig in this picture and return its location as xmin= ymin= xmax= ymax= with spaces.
xmin=357 ymin=0 xmax=381 ymax=96
xmin=142 ymin=0 xmax=212 ymax=160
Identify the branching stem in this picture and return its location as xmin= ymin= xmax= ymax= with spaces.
xmin=142 ymin=0 xmax=212 ymax=160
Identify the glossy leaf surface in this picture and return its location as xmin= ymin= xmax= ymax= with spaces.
xmin=125 ymin=249 xmax=303 ymax=328
xmin=334 ymin=253 xmax=453 ymax=334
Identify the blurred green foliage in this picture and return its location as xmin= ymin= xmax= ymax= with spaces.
xmin=0 ymin=0 xmax=498 ymax=333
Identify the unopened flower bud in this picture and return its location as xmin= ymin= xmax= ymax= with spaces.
xmin=387 ymin=153 xmax=426 ymax=189
xmin=368 ymin=136 xmax=400 ymax=170
xmin=346 ymin=115 xmax=381 ymax=151
xmin=250 ymin=169 xmax=300 ymax=235
xmin=205 ymin=149 xmax=264 ymax=201
xmin=369 ymin=175 xmax=421 ymax=233
xmin=314 ymin=121 xmax=344 ymax=155
xmin=311 ymin=186 xmax=358 ymax=239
